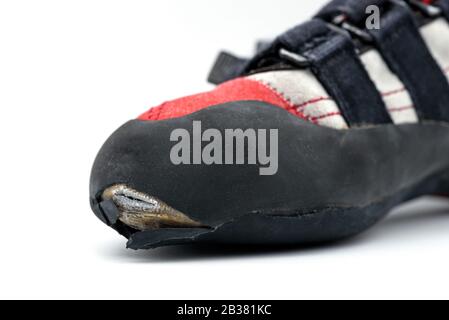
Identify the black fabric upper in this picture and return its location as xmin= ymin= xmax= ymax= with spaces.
xmin=208 ymin=0 xmax=449 ymax=127
xmin=437 ymin=0 xmax=449 ymax=19
xmin=275 ymin=19 xmax=392 ymax=126
xmin=317 ymin=0 xmax=449 ymax=122
xmin=368 ymin=2 xmax=449 ymax=121
xmin=208 ymin=52 xmax=248 ymax=85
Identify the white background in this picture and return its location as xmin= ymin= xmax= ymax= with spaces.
xmin=1 ymin=0 xmax=449 ymax=300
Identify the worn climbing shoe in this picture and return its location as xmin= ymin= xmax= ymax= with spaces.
xmin=90 ymin=0 xmax=449 ymax=249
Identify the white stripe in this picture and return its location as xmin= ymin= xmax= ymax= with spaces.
xmin=421 ymin=18 xmax=449 ymax=76
xmin=315 ymin=116 xmax=348 ymax=130
xmin=360 ymin=50 xmax=418 ymax=124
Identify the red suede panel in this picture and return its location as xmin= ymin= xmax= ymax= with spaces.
xmin=138 ymin=78 xmax=305 ymax=121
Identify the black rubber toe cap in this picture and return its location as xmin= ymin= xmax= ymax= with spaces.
xmin=90 ymin=100 xmax=449 ymax=244
xmin=90 ymin=101 xmax=311 ymax=229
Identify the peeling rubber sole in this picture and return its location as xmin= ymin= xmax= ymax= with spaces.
xmin=93 ymin=169 xmax=449 ymax=250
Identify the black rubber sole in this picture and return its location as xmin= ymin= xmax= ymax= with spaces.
xmin=94 ymin=168 xmax=449 ymax=249
xmin=90 ymin=101 xmax=449 ymax=249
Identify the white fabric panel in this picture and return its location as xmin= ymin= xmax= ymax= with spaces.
xmin=299 ymin=99 xmax=339 ymax=118
xmin=421 ymin=18 xmax=449 ymax=81
xmin=249 ymin=69 xmax=331 ymax=105
xmin=248 ymin=70 xmax=349 ymax=129
xmin=360 ymin=50 xmax=418 ymax=124
xmin=315 ymin=115 xmax=348 ymax=129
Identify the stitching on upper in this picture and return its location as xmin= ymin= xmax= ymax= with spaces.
xmin=246 ymin=78 xmax=295 ymax=107
xmin=246 ymin=77 xmax=307 ymax=119
xmin=253 ymin=65 xmax=449 ymax=115
xmin=296 ymin=97 xmax=332 ymax=110
xmin=382 ymin=88 xmax=406 ymax=97
xmin=144 ymin=66 xmax=449 ymax=121
xmin=387 ymin=105 xmax=414 ymax=112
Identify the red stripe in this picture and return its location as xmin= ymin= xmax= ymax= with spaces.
xmin=388 ymin=105 xmax=414 ymax=112
xmin=296 ymin=97 xmax=331 ymax=110
xmin=382 ymin=88 xmax=406 ymax=97
xmin=310 ymin=112 xmax=342 ymax=122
